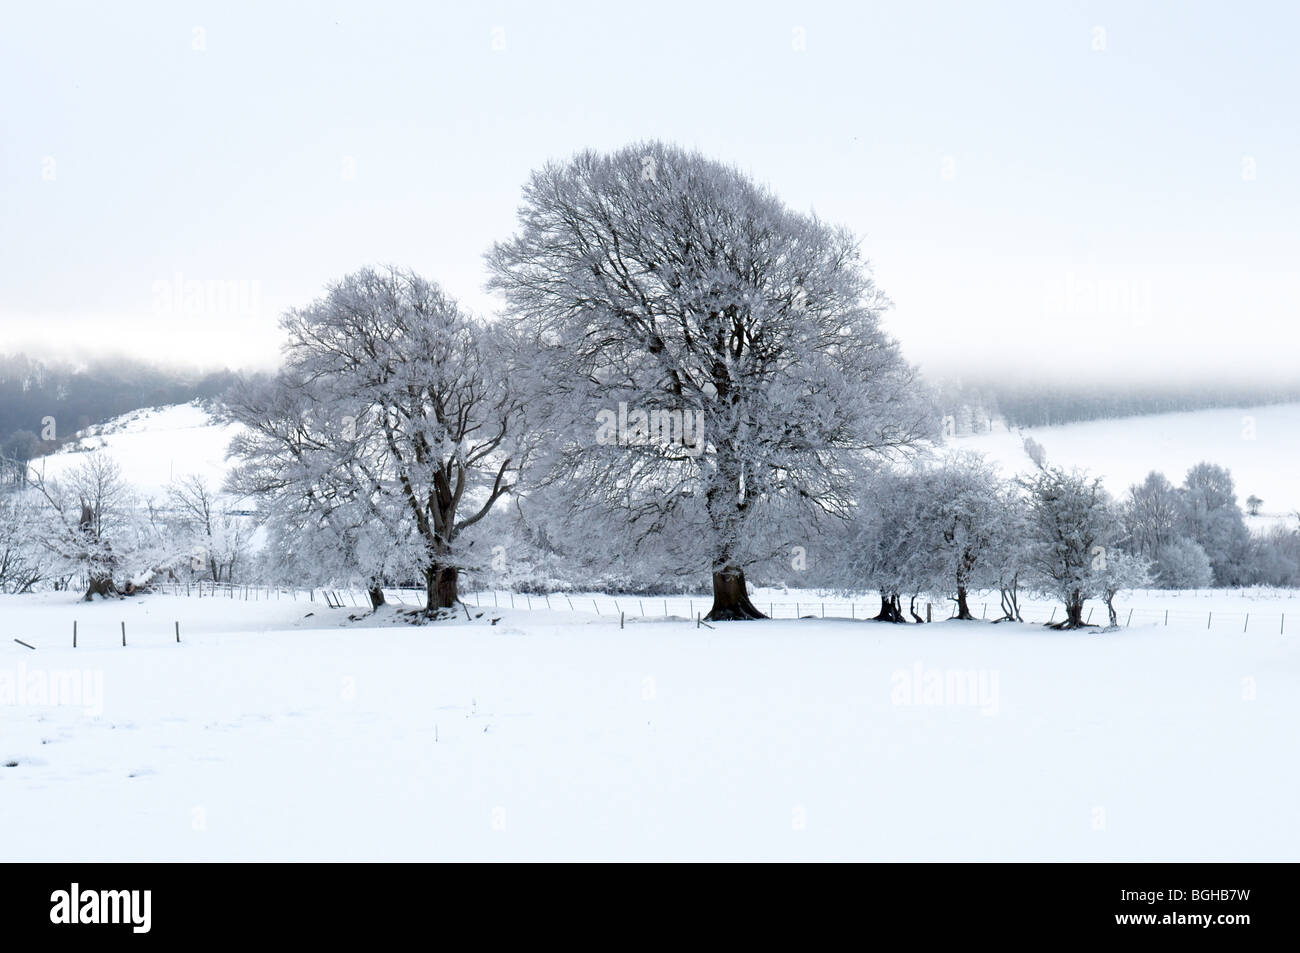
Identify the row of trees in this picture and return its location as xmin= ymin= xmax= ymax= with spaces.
xmin=222 ymin=142 xmax=932 ymax=620
xmin=4 ymin=142 xmax=1297 ymax=618
xmin=819 ymin=455 xmax=1149 ymax=628
xmin=935 ymin=377 xmax=1300 ymax=430
xmin=0 ymin=454 xmax=249 ymax=598
xmin=204 ymin=142 xmax=1300 ymax=621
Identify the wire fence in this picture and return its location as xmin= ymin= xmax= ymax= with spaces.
xmin=155 ymin=582 xmax=1295 ymax=633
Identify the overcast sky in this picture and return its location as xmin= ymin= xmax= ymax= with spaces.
xmin=2 ymin=0 xmax=1297 ymax=384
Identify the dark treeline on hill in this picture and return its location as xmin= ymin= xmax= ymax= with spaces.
xmin=0 ymin=353 xmax=236 ymax=461
xmin=933 ymin=377 xmax=1300 ymax=432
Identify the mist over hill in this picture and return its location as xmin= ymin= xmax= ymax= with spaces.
xmin=0 ymin=352 xmax=237 ymax=461
xmin=930 ymin=375 xmax=1300 ymax=433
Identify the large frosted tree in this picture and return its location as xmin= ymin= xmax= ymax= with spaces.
xmin=488 ymin=142 xmax=930 ymax=619
xmin=225 ymin=267 xmax=522 ymax=614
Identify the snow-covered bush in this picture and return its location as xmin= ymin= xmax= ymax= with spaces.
xmin=1152 ymin=537 xmax=1214 ymax=589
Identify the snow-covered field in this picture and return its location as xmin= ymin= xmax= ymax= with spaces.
xmin=954 ymin=402 xmax=1300 ymax=528
xmin=3 ymin=588 xmax=1297 ymax=861
xmin=9 ymin=399 xmax=1297 ymax=860
xmin=31 ymin=402 xmax=239 ymax=499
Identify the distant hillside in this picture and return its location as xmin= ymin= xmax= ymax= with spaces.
xmin=27 ymin=401 xmax=243 ymax=500
xmin=932 ymin=378 xmax=1300 ymax=432
xmin=0 ymin=352 xmax=236 ymax=462
xmin=950 ymin=402 xmax=1300 ymax=529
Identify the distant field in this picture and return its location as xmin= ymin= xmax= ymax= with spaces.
xmin=952 ymin=402 xmax=1300 ymax=528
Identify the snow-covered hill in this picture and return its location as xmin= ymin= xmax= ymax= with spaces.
xmin=948 ymin=402 xmax=1300 ymax=529
xmin=29 ymin=401 xmax=242 ymax=500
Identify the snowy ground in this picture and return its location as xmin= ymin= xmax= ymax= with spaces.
xmin=3 ymin=587 xmax=1297 ymax=861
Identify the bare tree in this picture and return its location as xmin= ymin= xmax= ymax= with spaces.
xmin=167 ymin=474 xmax=250 ymax=582
xmin=489 ymin=142 xmax=932 ymax=619
xmin=226 ymin=267 xmax=523 ymax=614
xmin=29 ymin=453 xmax=135 ymax=599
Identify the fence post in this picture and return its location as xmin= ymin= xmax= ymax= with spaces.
xmin=73 ymin=621 xmax=77 ymax=649
xmin=593 ymin=599 xmax=600 ymax=616
xmin=1243 ymin=613 xmax=1249 ymax=633
xmin=1282 ymin=613 xmax=1286 ymax=635
xmin=121 ymin=622 xmax=126 ymax=647
xmin=926 ymin=603 xmax=932 ymax=623
xmin=1086 ymin=607 xmax=1093 ymax=623
xmin=1164 ymin=609 xmax=1168 ymax=626
xmin=1126 ymin=608 xmax=1133 ymax=627
xmin=983 ymin=603 xmax=988 ymax=619
xmin=175 ymin=621 xmax=181 ymax=643
xmin=1207 ymin=611 xmax=1212 ymax=630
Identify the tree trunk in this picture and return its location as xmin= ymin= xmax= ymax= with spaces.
xmin=999 ymin=584 xmax=1023 ymax=623
xmin=424 ymin=564 xmax=459 ymax=614
xmin=705 ymin=565 xmax=766 ymax=620
xmin=874 ymin=591 xmax=905 ymax=623
xmin=1050 ymin=595 xmax=1087 ymax=629
xmin=909 ymin=595 xmax=925 ymax=623
xmin=83 ymin=574 xmax=116 ymax=601
xmin=954 ymin=585 xmax=975 ymax=620
xmin=1106 ymin=597 xmax=1117 ymax=627
xmin=368 ymin=586 xmax=386 ymax=610
xmin=1066 ymin=601 xmax=1085 ymax=627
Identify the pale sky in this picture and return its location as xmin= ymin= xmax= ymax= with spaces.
xmin=2 ymin=0 xmax=1297 ymax=384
